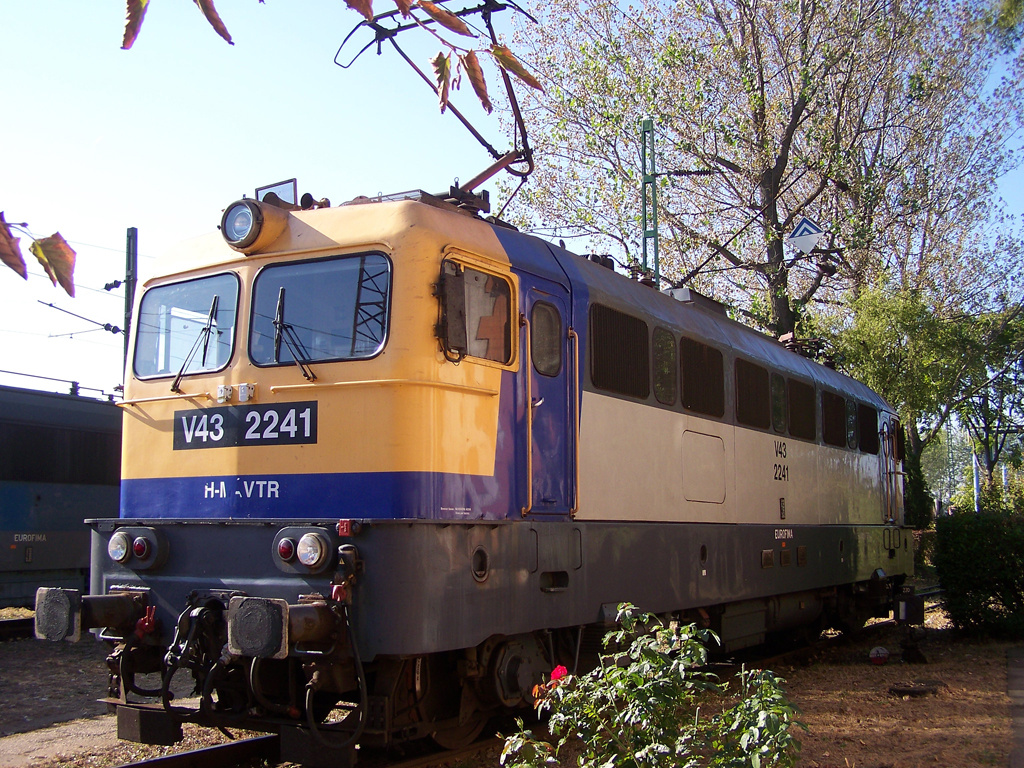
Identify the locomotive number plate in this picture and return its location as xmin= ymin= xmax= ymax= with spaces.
xmin=173 ymin=402 xmax=318 ymax=450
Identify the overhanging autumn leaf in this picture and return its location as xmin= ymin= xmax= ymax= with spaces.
xmin=462 ymin=51 xmax=492 ymax=114
xmin=122 ymin=0 xmax=150 ymax=50
xmin=490 ymin=44 xmax=543 ymax=91
xmin=345 ymin=0 xmax=375 ymax=21
xmin=29 ymin=233 xmax=77 ymax=298
xmin=431 ymin=52 xmax=452 ymax=112
xmin=195 ymin=0 xmax=234 ymax=45
xmin=0 ymin=212 xmax=27 ymax=280
xmin=392 ymin=0 xmax=413 ymax=18
xmin=416 ymin=1 xmax=474 ymax=37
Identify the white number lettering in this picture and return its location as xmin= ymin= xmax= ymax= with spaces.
xmin=280 ymin=409 xmax=298 ymax=438
xmin=195 ymin=414 xmax=209 ymax=441
xmin=245 ymin=411 xmax=261 ymax=439
xmin=262 ymin=410 xmax=279 ymax=439
xmin=181 ymin=416 xmax=197 ymax=443
xmin=209 ymin=413 xmax=224 ymax=442
xmin=300 ymin=408 xmax=311 ymax=438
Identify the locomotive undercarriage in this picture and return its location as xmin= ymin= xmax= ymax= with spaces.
xmin=36 ymin=517 xmax=911 ymax=764
xmin=87 ymin=594 xmax=569 ymax=763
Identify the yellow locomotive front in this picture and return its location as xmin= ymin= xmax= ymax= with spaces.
xmin=120 ymin=193 xmax=520 ymax=522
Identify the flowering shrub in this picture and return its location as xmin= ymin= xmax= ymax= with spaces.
xmin=500 ymin=604 xmax=803 ymax=768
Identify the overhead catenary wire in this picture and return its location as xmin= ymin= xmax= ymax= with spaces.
xmin=37 ymin=301 xmax=122 ymax=335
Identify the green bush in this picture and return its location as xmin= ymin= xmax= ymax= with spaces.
xmin=500 ymin=605 xmax=803 ymax=768
xmin=934 ymin=506 xmax=1024 ymax=635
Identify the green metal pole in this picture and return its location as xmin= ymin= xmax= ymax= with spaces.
xmin=641 ymin=118 xmax=660 ymax=289
xmin=124 ymin=227 xmax=137 ymax=376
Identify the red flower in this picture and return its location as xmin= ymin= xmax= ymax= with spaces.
xmin=550 ymin=665 xmax=568 ymax=682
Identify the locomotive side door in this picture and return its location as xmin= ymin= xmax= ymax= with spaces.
xmin=521 ymin=280 xmax=575 ymax=517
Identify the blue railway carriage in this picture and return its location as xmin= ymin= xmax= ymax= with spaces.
xmin=0 ymin=385 xmax=120 ymax=607
xmin=35 ymin=189 xmax=911 ymax=765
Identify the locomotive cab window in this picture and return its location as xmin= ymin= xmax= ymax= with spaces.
xmin=134 ymin=273 xmax=239 ymax=379
xmin=250 ymin=252 xmax=391 ymax=366
xmin=438 ymin=261 xmax=512 ymax=364
xmin=846 ymin=399 xmax=859 ymax=449
xmin=531 ymin=302 xmax=562 ymax=376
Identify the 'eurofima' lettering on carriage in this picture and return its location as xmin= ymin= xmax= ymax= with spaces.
xmin=788 ymin=216 xmax=825 ymax=254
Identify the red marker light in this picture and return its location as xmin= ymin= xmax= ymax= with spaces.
xmin=132 ymin=537 xmax=151 ymax=559
xmin=278 ymin=538 xmax=296 ymax=562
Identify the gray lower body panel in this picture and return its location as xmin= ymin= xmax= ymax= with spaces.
xmin=89 ymin=518 xmax=912 ymax=658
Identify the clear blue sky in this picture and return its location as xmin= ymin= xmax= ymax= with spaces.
xmin=0 ymin=1 xmax=507 ymax=397
xmin=1 ymin=3 xmax=1021 ymax=399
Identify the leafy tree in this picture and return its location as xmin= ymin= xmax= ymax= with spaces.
xmin=506 ymin=0 xmax=1024 ymax=337
xmin=921 ymin=426 xmax=975 ymax=510
xmin=956 ymin=312 xmax=1024 ymax=482
xmin=826 ymin=285 xmax=1023 ymax=524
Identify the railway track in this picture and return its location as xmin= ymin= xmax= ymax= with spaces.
xmin=109 ymin=733 xmax=504 ymax=768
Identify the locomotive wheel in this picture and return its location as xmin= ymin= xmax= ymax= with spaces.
xmin=431 ymin=714 xmax=487 ymax=750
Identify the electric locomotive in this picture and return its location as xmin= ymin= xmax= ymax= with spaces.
xmin=35 ymin=184 xmax=912 ymax=765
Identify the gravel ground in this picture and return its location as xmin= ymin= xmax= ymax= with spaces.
xmin=0 ymin=608 xmax=1015 ymax=768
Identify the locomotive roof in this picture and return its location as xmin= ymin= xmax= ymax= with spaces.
xmin=499 ymin=225 xmax=893 ymax=414
xmin=0 ymin=384 xmax=122 ymax=432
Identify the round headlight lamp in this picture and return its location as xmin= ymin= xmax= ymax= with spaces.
xmin=221 ymin=200 xmax=263 ymax=250
xmin=108 ymin=532 xmax=131 ymax=563
xmin=296 ymin=532 xmax=329 ymax=568
xmin=219 ymin=198 xmax=291 ymax=254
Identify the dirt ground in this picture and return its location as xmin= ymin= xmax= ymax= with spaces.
xmin=0 ymin=608 xmax=1015 ymax=768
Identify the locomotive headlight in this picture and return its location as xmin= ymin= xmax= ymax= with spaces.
xmin=108 ymin=532 xmax=131 ymax=563
xmin=296 ymin=532 xmax=329 ymax=568
xmin=220 ymin=199 xmax=290 ymax=254
xmin=222 ymin=201 xmax=261 ymax=248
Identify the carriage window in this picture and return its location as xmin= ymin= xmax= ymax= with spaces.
xmin=653 ymin=327 xmax=677 ymax=405
xmin=858 ymin=404 xmax=880 ymax=454
xmin=134 ymin=273 xmax=239 ymax=378
xmin=822 ymin=391 xmax=847 ymax=447
xmin=788 ymin=379 xmax=816 ymax=440
xmin=846 ymin=399 xmax=859 ymax=449
xmin=590 ymin=304 xmax=650 ymax=398
xmin=251 ymin=253 xmax=392 ymax=365
xmin=894 ymin=420 xmax=906 ymax=460
xmin=531 ymin=302 xmax=562 ymax=376
xmin=771 ymin=373 xmax=787 ymax=433
xmin=736 ymin=359 xmax=771 ymax=429
xmin=680 ymin=337 xmax=724 ymax=417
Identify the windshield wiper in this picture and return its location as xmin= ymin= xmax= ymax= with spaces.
xmin=272 ymin=287 xmax=316 ymax=381
xmin=171 ymin=295 xmax=219 ymax=393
